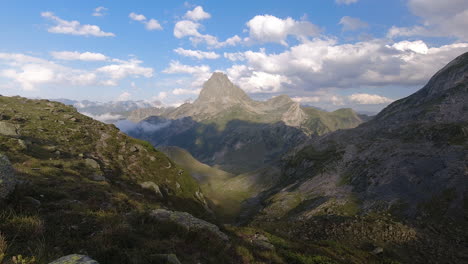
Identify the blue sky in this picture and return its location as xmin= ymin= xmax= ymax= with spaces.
xmin=1 ymin=0 xmax=467 ymax=112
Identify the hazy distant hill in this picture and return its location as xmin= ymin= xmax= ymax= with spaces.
xmin=55 ymin=98 xmax=161 ymax=123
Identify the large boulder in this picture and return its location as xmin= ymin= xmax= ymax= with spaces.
xmin=150 ymin=209 xmax=229 ymax=241
xmin=0 ymin=121 xmax=19 ymax=137
xmin=0 ymin=154 xmax=16 ymax=200
xmin=48 ymin=254 xmax=99 ymax=264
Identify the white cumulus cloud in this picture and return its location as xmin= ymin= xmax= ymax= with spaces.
xmin=224 ymin=52 xmax=246 ymax=61
xmin=162 ymin=60 xmax=212 ymax=88
xmin=92 ymin=6 xmax=108 ymax=17
xmin=97 ymin=58 xmax=153 ymax=81
xmin=388 ymin=0 xmax=468 ymax=41
xmin=174 ymin=20 xmax=241 ymax=48
xmin=245 ymin=15 xmax=320 ymax=45
xmin=336 ymin=0 xmax=358 ymax=5
xmin=348 ymin=93 xmax=394 ymax=104
xmin=172 ymin=88 xmax=201 ymax=95
xmin=41 ymin=12 xmax=115 ymax=37
xmin=0 ymin=53 xmax=98 ymax=90
xmin=339 ymin=16 xmax=368 ymax=31
xmin=50 ymin=51 xmax=108 ymax=61
xmin=117 ymin=91 xmax=132 ymax=101
xmin=129 ymin=12 xmax=163 ymax=31
xmin=224 ymin=39 xmax=468 ymax=95
xmin=174 ymin=48 xmax=220 ymax=59
xmin=184 ymin=6 xmax=211 ymax=21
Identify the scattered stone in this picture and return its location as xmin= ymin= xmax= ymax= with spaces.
xmin=0 ymin=154 xmax=17 ymax=200
xmin=48 ymin=254 xmax=99 ymax=264
xmin=85 ymin=159 xmax=100 ymax=170
xmin=371 ymin=247 xmax=384 ymax=255
xmin=89 ymin=174 xmax=107 ymax=182
xmin=251 ymin=232 xmax=275 ymax=251
xmin=45 ymin=145 xmax=57 ymax=152
xmin=23 ymin=196 xmax=41 ymax=207
xmin=140 ymin=181 xmax=164 ymax=198
xmin=253 ymin=239 xmax=275 ymax=251
xmin=153 ymin=254 xmax=182 ymax=264
xmin=18 ymin=139 xmax=28 ymax=150
xmin=0 ymin=121 xmax=19 ymax=136
xmin=129 ymin=145 xmax=139 ymax=152
xmin=150 ymin=209 xmax=229 ymax=241
xmin=176 ymin=182 xmax=181 ymax=189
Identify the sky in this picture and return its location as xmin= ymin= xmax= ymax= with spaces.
xmin=0 ymin=0 xmax=467 ymax=113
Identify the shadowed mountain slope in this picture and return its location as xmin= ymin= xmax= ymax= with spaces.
xmin=245 ymin=52 xmax=468 ymax=264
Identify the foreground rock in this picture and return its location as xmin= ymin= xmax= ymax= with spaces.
xmin=0 ymin=121 xmax=19 ymax=137
xmin=49 ymin=254 xmax=99 ymax=264
xmin=0 ymin=154 xmax=16 ymax=200
xmin=151 ymin=209 xmax=229 ymax=241
xmin=153 ymin=254 xmax=182 ymax=264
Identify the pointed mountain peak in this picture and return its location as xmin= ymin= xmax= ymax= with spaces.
xmin=195 ymin=72 xmax=251 ymax=105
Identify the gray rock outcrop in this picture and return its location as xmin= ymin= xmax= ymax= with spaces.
xmin=0 ymin=154 xmax=17 ymax=200
xmin=0 ymin=121 xmax=19 ymax=136
xmin=48 ymin=254 xmax=99 ymax=264
xmin=150 ymin=209 xmax=228 ymax=241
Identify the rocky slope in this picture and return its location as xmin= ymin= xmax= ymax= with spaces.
xmin=246 ymin=52 xmax=468 ymax=263
xmin=124 ymin=73 xmax=363 ymax=174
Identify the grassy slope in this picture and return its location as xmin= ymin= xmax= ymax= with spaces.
xmin=159 ymin=146 xmax=248 ymax=222
xmin=0 ymin=96 xmax=220 ymax=263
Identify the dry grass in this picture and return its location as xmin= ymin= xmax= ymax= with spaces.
xmin=0 ymin=233 xmax=7 ymax=263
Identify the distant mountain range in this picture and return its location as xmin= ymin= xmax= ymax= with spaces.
xmin=54 ymin=98 xmax=161 ymax=123
xmin=121 ymin=73 xmax=364 ymax=174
